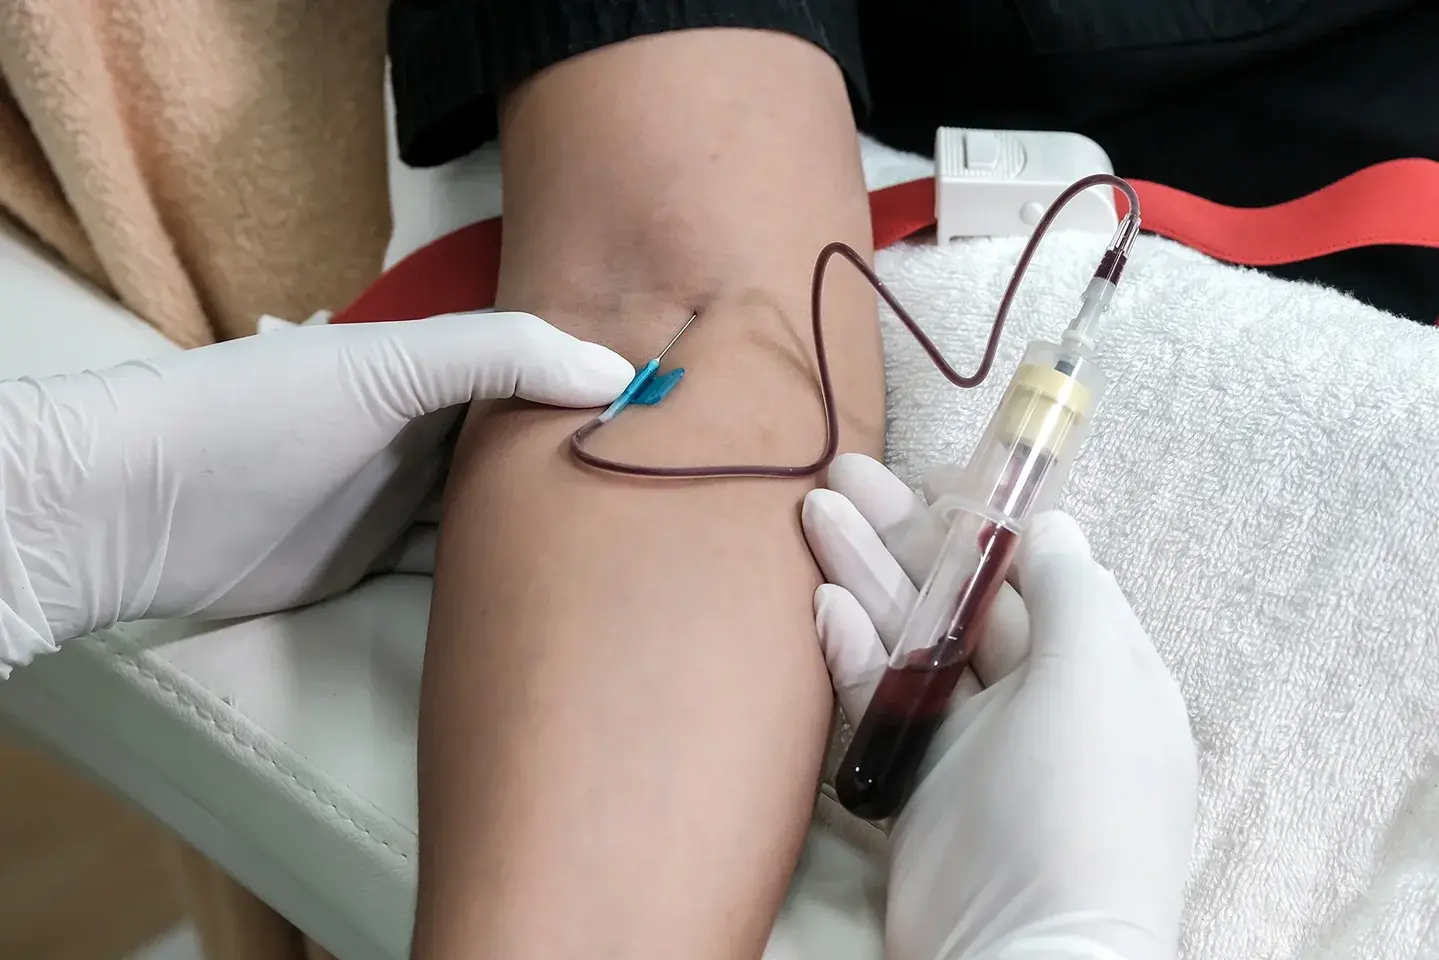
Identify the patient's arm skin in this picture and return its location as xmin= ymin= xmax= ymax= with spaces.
xmin=412 ymin=28 xmax=884 ymax=960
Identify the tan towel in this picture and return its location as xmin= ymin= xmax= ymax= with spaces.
xmin=0 ymin=0 xmax=393 ymax=346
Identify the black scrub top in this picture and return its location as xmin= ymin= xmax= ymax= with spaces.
xmin=387 ymin=0 xmax=1439 ymax=322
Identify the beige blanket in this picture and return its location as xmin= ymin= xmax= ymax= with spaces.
xmin=0 ymin=0 xmax=393 ymax=346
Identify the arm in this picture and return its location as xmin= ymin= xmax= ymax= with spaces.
xmin=411 ymin=27 xmax=884 ymax=960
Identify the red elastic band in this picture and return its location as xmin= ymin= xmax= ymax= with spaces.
xmin=332 ymin=158 xmax=1439 ymax=326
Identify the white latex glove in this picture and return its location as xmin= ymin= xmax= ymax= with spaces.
xmin=802 ymin=453 xmax=1198 ymax=960
xmin=0 ymin=312 xmax=633 ymax=675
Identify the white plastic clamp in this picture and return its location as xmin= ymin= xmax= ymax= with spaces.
xmin=934 ymin=127 xmax=1119 ymax=242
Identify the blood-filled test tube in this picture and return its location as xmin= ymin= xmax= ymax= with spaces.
xmin=833 ymin=336 xmax=1108 ymax=821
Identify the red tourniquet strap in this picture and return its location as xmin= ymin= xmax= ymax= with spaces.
xmin=1120 ymin=159 xmax=1439 ymax=266
xmin=332 ymin=158 xmax=1439 ymax=325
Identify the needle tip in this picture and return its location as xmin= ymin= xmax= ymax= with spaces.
xmin=657 ymin=312 xmax=700 ymax=361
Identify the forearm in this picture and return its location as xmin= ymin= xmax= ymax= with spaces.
xmin=414 ymin=28 xmax=883 ymax=959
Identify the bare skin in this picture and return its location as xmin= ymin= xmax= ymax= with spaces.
xmin=412 ymin=28 xmax=884 ymax=960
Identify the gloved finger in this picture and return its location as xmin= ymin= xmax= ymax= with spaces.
xmin=1095 ymin=566 xmax=1173 ymax=675
xmin=915 ymin=663 xmax=1022 ymax=784
xmin=814 ymin=584 xmax=891 ymax=723
xmin=825 ymin=454 xmax=946 ymax=586
xmin=820 ymin=455 xmax=1033 ymax=683
xmin=256 ymin=314 xmax=299 ymax=334
xmin=943 ymin=663 xmax=986 ymax=718
xmin=256 ymin=310 xmax=332 ymax=333
xmin=1012 ymin=511 xmax=1123 ymax=668
xmin=345 ymin=312 xmax=635 ymax=415
xmin=1023 ymin=521 xmax=1159 ymax=676
xmin=918 ymin=460 xmax=1039 ymax=595
xmin=967 ymin=580 xmax=1030 ymax=686
xmin=911 ymin=664 xmax=988 ymax=780
xmin=803 ymin=489 xmax=918 ymax=651
xmin=802 ymin=475 xmax=1033 ymax=683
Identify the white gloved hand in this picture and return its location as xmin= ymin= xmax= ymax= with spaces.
xmin=0 ymin=312 xmax=633 ymax=674
xmin=802 ymin=453 xmax=1198 ymax=960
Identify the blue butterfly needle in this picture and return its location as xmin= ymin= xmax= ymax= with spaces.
xmin=595 ymin=312 xmax=699 ymax=423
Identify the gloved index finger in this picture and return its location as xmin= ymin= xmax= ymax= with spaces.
xmin=826 ymin=454 xmax=945 ymax=587
xmin=802 ymin=489 xmax=918 ymax=652
xmin=346 ymin=312 xmax=636 ymax=416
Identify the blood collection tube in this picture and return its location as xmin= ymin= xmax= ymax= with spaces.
xmin=833 ymin=334 xmax=1108 ymax=821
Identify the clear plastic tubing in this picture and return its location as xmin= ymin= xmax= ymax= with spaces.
xmin=833 ymin=334 xmax=1107 ymax=821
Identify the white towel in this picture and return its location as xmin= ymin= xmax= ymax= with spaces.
xmin=870 ymin=216 xmax=1439 ymax=959
xmin=376 ymin=129 xmax=1439 ymax=960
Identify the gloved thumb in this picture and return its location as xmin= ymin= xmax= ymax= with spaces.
xmin=1012 ymin=511 xmax=1113 ymax=665
xmin=348 ymin=311 xmax=636 ymax=415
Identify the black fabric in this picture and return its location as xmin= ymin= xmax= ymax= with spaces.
xmin=387 ymin=0 xmax=867 ymax=168
xmin=858 ymin=0 xmax=1439 ymax=322
xmin=388 ymin=0 xmax=1439 ymax=322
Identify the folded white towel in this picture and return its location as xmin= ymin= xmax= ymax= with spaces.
xmin=870 ymin=217 xmax=1439 ymax=959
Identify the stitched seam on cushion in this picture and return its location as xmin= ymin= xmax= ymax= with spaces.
xmin=86 ymin=642 xmax=878 ymax=870
xmin=94 ymin=644 xmax=412 ymax=865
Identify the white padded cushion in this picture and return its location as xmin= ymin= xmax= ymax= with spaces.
xmin=2 ymin=582 xmax=427 ymax=960
xmin=0 ymin=218 xmax=178 ymax=378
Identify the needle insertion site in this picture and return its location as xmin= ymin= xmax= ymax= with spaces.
xmin=656 ymin=311 xmax=699 ymax=361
